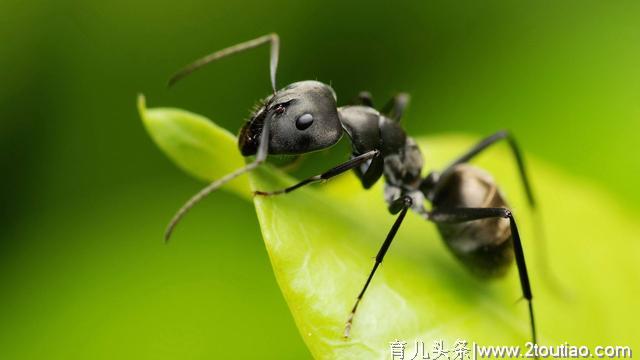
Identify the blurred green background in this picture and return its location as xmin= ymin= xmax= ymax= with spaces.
xmin=2 ymin=0 xmax=639 ymax=358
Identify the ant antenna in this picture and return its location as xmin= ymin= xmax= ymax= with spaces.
xmin=164 ymin=119 xmax=271 ymax=242
xmin=164 ymin=34 xmax=281 ymax=242
xmin=168 ymin=33 xmax=280 ymax=93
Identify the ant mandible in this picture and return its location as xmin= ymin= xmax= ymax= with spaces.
xmin=165 ymin=33 xmax=537 ymax=344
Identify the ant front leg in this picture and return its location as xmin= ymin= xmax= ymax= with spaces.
xmin=253 ymin=150 xmax=379 ymax=196
xmin=429 ymin=207 xmax=537 ymax=344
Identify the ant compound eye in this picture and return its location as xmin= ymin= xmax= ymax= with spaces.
xmin=274 ymin=104 xmax=286 ymax=114
xmin=295 ymin=113 xmax=314 ymax=130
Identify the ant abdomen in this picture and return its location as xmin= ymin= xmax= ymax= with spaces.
xmin=431 ymin=164 xmax=515 ymax=278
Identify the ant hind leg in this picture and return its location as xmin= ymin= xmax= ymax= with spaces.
xmin=429 ymin=207 xmax=537 ymax=344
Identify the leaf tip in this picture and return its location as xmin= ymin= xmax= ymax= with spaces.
xmin=137 ymin=93 xmax=147 ymax=118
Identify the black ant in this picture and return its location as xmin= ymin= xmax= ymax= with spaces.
xmin=165 ymin=33 xmax=538 ymax=344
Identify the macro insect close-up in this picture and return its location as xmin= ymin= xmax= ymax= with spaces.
xmin=162 ymin=33 xmax=539 ymax=346
xmin=4 ymin=2 xmax=640 ymax=359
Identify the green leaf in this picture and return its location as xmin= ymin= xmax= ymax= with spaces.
xmin=139 ymin=97 xmax=640 ymax=358
xmin=137 ymin=94 xmax=250 ymax=199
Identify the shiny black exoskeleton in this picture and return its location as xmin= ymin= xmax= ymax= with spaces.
xmin=165 ymin=33 xmax=538 ymax=344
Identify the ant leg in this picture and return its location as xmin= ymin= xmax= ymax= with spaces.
xmin=254 ymin=150 xmax=379 ymax=196
xmin=435 ymin=131 xmax=564 ymax=296
xmin=381 ymin=93 xmax=410 ymax=122
xmin=429 ymin=207 xmax=537 ymax=344
xmin=169 ymin=33 xmax=280 ymax=92
xmin=355 ymin=154 xmax=384 ymax=189
xmin=344 ymin=196 xmax=412 ymax=338
xmin=438 ymin=130 xmax=534 ymax=207
xmin=164 ymin=122 xmax=271 ymax=242
xmin=353 ymin=91 xmax=374 ymax=107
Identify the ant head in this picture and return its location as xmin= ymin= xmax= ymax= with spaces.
xmin=240 ymin=81 xmax=343 ymax=155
